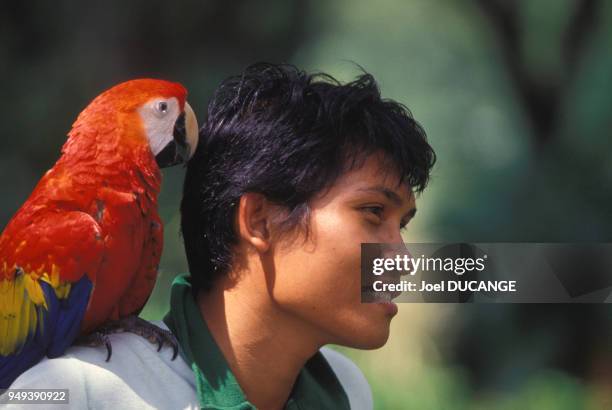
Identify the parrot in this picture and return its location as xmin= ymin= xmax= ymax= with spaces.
xmin=0 ymin=78 xmax=199 ymax=388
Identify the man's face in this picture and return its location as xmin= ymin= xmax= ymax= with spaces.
xmin=269 ymin=153 xmax=416 ymax=349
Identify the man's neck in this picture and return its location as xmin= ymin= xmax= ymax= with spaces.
xmin=196 ymin=277 xmax=322 ymax=410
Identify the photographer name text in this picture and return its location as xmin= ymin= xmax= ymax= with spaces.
xmin=372 ymin=280 xmax=517 ymax=293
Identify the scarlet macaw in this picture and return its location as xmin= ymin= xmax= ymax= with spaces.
xmin=0 ymin=79 xmax=199 ymax=388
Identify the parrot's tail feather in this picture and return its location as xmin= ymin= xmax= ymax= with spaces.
xmin=0 ymin=339 xmax=46 ymax=389
xmin=46 ymin=276 xmax=92 ymax=358
xmin=0 ymin=276 xmax=92 ymax=388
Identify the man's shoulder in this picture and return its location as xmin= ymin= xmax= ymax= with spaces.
xmin=320 ymin=346 xmax=373 ymax=410
xmin=8 ymin=325 xmax=372 ymax=410
xmin=8 ymin=321 xmax=198 ymax=410
xmin=12 ymin=321 xmax=189 ymax=383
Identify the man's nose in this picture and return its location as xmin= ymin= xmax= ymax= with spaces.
xmin=380 ymin=225 xmax=404 ymax=244
xmin=382 ymin=242 xmax=412 ymax=261
xmin=381 ymin=229 xmax=413 ymax=273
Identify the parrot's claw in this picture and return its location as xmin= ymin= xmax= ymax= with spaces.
xmin=74 ymin=331 xmax=113 ymax=362
xmin=109 ymin=315 xmax=179 ymax=361
xmin=136 ymin=318 xmax=179 ymax=360
xmin=74 ymin=316 xmax=178 ymax=362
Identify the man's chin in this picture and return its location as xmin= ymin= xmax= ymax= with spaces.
xmin=336 ymin=323 xmax=391 ymax=350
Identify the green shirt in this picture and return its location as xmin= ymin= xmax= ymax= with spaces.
xmin=163 ymin=274 xmax=352 ymax=410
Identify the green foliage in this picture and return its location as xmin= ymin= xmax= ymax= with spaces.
xmin=2 ymin=1 xmax=611 ymax=408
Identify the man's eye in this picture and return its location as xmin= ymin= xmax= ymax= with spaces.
xmin=362 ymin=206 xmax=409 ymax=232
xmin=363 ymin=206 xmax=384 ymax=218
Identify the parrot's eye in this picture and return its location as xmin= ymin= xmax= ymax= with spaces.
xmin=156 ymin=101 xmax=169 ymax=115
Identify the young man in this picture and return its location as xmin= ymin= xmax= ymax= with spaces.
xmin=6 ymin=63 xmax=435 ymax=409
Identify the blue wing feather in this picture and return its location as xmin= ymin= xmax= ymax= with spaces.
xmin=0 ymin=276 xmax=92 ymax=388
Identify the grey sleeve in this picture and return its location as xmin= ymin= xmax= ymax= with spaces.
xmin=2 ymin=357 xmax=87 ymax=410
xmin=320 ymin=347 xmax=374 ymax=410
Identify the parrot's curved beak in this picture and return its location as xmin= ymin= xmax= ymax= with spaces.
xmin=155 ymin=101 xmax=199 ymax=168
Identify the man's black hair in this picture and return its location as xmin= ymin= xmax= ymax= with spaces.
xmin=181 ymin=62 xmax=436 ymax=291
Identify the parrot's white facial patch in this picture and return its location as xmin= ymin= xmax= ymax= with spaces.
xmin=139 ymin=97 xmax=181 ymax=156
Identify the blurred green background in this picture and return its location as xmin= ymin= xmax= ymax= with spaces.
xmin=1 ymin=1 xmax=612 ymax=408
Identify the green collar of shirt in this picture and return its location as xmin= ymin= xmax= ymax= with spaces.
xmin=163 ymin=273 xmax=351 ymax=410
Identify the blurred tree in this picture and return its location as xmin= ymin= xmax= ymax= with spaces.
xmin=445 ymin=0 xmax=612 ymax=398
xmin=477 ymin=0 xmax=601 ymax=150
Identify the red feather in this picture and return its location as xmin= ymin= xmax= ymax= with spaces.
xmin=1 ymin=78 xmax=187 ymax=341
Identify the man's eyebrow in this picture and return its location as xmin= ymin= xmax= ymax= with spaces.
xmin=357 ymin=186 xmax=417 ymax=219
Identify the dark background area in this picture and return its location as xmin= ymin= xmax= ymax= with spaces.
xmin=1 ymin=1 xmax=611 ymax=408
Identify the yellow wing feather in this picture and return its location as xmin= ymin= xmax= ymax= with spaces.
xmin=0 ymin=266 xmax=72 ymax=356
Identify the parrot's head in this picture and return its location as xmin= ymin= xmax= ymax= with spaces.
xmin=77 ymin=78 xmax=199 ymax=168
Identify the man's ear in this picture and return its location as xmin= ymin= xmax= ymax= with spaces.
xmin=236 ymin=192 xmax=272 ymax=253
